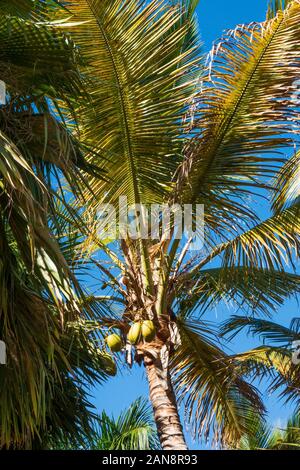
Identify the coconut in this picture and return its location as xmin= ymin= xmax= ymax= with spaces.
xmin=141 ymin=320 xmax=156 ymax=342
xmin=127 ymin=322 xmax=141 ymax=344
xmin=106 ymin=333 xmax=122 ymax=352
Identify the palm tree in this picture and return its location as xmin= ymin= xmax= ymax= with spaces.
xmin=47 ymin=0 xmax=300 ymax=449
xmin=90 ymin=397 xmax=160 ymax=450
xmin=51 ymin=397 xmax=160 ymax=450
xmin=0 ymin=1 xmax=116 ymax=448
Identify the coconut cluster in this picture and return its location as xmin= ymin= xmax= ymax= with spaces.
xmin=105 ymin=320 xmax=156 ymax=353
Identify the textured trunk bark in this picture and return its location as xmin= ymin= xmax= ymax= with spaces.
xmin=144 ymin=357 xmax=188 ymax=450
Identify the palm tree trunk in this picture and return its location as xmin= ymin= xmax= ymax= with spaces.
xmin=144 ymin=357 xmax=188 ymax=450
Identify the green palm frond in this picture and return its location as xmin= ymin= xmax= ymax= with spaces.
xmin=0 ymin=126 xmax=76 ymax=308
xmin=0 ymin=214 xmax=117 ymax=447
xmin=231 ymin=346 xmax=290 ymax=380
xmin=234 ymin=346 xmax=300 ymax=415
xmin=272 ymin=150 xmax=300 ymax=213
xmin=0 ymin=0 xmax=65 ymax=15
xmin=38 ymin=376 xmax=100 ymax=450
xmin=221 ymin=317 xmax=300 ymax=410
xmin=0 ymin=0 xmax=39 ymax=16
xmin=177 ymin=267 xmax=300 ymax=316
xmin=267 ymin=0 xmax=293 ymax=18
xmin=170 ymin=318 xmax=265 ymax=447
xmin=63 ymin=0 xmax=201 ymax=206
xmin=91 ymin=397 xmax=160 ymax=450
xmin=0 ymin=4 xmax=114 ymax=448
xmin=192 ymin=200 xmax=300 ymax=272
xmin=177 ymin=1 xmax=300 ymax=233
xmin=0 ymin=7 xmax=89 ymax=295
xmin=0 ymin=6 xmax=94 ymax=194
xmin=238 ymin=411 xmax=275 ymax=450
xmin=0 ymin=13 xmax=82 ymax=98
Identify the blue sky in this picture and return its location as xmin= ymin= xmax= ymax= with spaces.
xmin=91 ymin=0 xmax=299 ymax=449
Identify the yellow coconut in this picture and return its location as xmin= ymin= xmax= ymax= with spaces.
xmin=127 ymin=322 xmax=141 ymax=344
xmin=141 ymin=320 xmax=156 ymax=342
xmin=106 ymin=333 xmax=122 ymax=352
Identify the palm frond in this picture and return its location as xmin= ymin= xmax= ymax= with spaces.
xmin=0 ymin=4 xmax=114 ymax=448
xmin=281 ymin=413 xmax=300 ymax=448
xmin=91 ymin=397 xmax=160 ymax=450
xmin=220 ymin=317 xmax=300 ymax=403
xmin=222 ymin=320 xmax=300 ymax=410
xmin=193 ymin=201 xmax=300 ymax=271
xmin=233 ymin=345 xmax=300 ymax=413
xmin=0 ymin=14 xmax=82 ymax=98
xmin=0 ymin=201 xmax=117 ymax=447
xmin=231 ymin=346 xmax=291 ymax=379
xmin=64 ymin=0 xmax=201 ymax=206
xmin=221 ymin=315 xmax=300 ymax=344
xmin=267 ymin=0 xmax=294 ymax=18
xmin=177 ymin=267 xmax=300 ymax=316
xmin=170 ymin=318 xmax=265 ymax=447
xmin=177 ymin=1 xmax=300 ymax=234
xmin=0 ymin=0 xmax=64 ymax=18
xmin=238 ymin=409 xmax=300 ymax=449
xmin=272 ymin=150 xmax=300 ymax=213
xmin=0 ymin=0 xmax=39 ymax=16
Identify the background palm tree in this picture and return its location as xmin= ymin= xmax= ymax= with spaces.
xmin=0 ymin=1 xmax=116 ymax=449
xmin=90 ymin=397 xmax=160 ymax=450
xmin=46 ymin=0 xmax=300 ymax=450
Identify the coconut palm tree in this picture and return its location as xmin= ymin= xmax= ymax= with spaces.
xmin=51 ymin=397 xmax=160 ymax=450
xmin=47 ymin=0 xmax=300 ymax=449
xmin=90 ymin=397 xmax=160 ymax=450
xmin=0 ymin=1 xmax=116 ymax=448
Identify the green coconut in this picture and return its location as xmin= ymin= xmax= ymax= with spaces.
xmin=127 ymin=322 xmax=141 ymax=344
xmin=141 ymin=320 xmax=156 ymax=342
xmin=106 ymin=333 xmax=122 ymax=352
